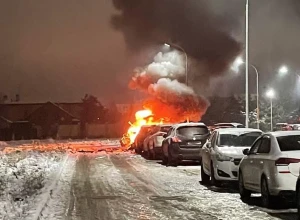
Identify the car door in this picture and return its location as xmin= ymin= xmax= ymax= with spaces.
xmin=252 ymin=135 xmax=271 ymax=189
xmin=202 ymin=131 xmax=217 ymax=174
xmin=242 ymin=138 xmax=262 ymax=189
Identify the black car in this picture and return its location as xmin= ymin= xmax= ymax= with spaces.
xmin=161 ymin=122 xmax=210 ymax=166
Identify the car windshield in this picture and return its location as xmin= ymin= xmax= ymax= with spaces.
xmin=277 ymin=135 xmax=300 ymax=151
xmin=177 ymin=126 xmax=209 ymax=137
xmin=219 ymin=132 xmax=261 ymax=147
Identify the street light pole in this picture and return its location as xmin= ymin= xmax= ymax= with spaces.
xmin=266 ymin=89 xmax=275 ymax=131
xmin=164 ymin=43 xmax=188 ymax=86
xmin=270 ymin=97 xmax=273 ymax=131
xmin=245 ymin=0 xmax=249 ymax=128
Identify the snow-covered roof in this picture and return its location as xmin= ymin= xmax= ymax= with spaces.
xmin=172 ymin=122 xmax=206 ymax=129
xmin=216 ymin=128 xmax=262 ymax=134
xmin=269 ymin=131 xmax=300 ymax=137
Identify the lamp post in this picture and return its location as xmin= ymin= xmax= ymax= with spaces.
xmin=235 ymin=57 xmax=259 ymax=129
xmin=245 ymin=0 xmax=249 ymax=128
xmin=164 ymin=43 xmax=188 ymax=86
xmin=266 ymin=89 xmax=275 ymax=131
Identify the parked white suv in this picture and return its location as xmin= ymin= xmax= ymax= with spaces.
xmin=239 ymin=131 xmax=300 ymax=208
xmin=201 ymin=128 xmax=262 ymax=186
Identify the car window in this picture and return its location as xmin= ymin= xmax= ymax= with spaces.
xmin=257 ymin=136 xmax=271 ymax=154
xmin=277 ymin=135 xmax=300 ymax=151
xmin=249 ymin=139 xmax=262 ymax=154
xmin=177 ymin=126 xmax=209 ymax=137
xmin=218 ymin=132 xmax=261 ymax=147
xmin=237 ymin=125 xmax=245 ymax=128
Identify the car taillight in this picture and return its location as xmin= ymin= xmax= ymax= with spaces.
xmin=172 ymin=136 xmax=182 ymax=143
xmin=275 ymin=158 xmax=300 ymax=166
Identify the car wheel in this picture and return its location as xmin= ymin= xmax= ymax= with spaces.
xmin=239 ymin=171 xmax=251 ymax=201
xmin=168 ymin=146 xmax=178 ymax=167
xmin=201 ymin=161 xmax=210 ymax=184
xmin=261 ymin=176 xmax=276 ymax=208
xmin=210 ymin=162 xmax=221 ymax=187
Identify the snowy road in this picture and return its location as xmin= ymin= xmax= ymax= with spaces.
xmin=58 ymin=153 xmax=297 ymax=220
xmin=1 ymin=139 xmax=297 ymax=220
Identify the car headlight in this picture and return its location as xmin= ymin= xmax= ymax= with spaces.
xmin=216 ymin=153 xmax=233 ymax=161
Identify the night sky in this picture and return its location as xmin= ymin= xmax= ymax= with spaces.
xmin=1 ymin=0 xmax=300 ymax=103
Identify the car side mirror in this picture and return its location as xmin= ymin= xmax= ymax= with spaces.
xmin=243 ymin=149 xmax=250 ymax=155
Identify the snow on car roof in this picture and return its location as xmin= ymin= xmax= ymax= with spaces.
xmin=269 ymin=131 xmax=300 ymax=137
xmin=173 ymin=122 xmax=206 ymax=128
xmin=214 ymin=122 xmax=243 ymax=126
xmin=216 ymin=128 xmax=262 ymax=134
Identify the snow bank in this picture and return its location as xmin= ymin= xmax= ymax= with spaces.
xmin=0 ymin=151 xmax=64 ymax=219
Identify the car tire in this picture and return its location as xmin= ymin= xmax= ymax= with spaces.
xmin=201 ymin=161 xmax=210 ymax=184
xmin=210 ymin=162 xmax=221 ymax=187
xmin=261 ymin=176 xmax=276 ymax=208
xmin=239 ymin=171 xmax=251 ymax=201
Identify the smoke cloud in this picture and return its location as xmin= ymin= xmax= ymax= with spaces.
xmin=111 ymin=0 xmax=241 ymax=78
xmin=130 ymin=51 xmax=209 ymax=122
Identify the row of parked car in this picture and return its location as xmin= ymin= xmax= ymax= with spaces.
xmin=132 ymin=122 xmax=300 ymax=216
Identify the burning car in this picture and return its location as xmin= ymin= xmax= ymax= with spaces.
xmin=143 ymin=124 xmax=173 ymax=159
xmin=133 ymin=125 xmax=157 ymax=154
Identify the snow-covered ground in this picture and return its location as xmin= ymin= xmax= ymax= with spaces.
xmin=0 ymin=151 xmax=65 ymax=219
xmin=0 ymin=140 xmax=297 ymax=219
xmin=0 ymin=139 xmax=121 ymax=220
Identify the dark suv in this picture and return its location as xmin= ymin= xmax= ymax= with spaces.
xmin=161 ymin=122 xmax=210 ymax=166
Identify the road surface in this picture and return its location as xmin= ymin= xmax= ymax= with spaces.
xmin=49 ymin=152 xmax=297 ymax=220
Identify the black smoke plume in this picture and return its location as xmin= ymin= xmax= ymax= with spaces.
xmin=111 ymin=0 xmax=242 ymax=76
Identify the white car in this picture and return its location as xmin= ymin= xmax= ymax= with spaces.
xmin=239 ymin=131 xmax=300 ymax=208
xmin=201 ymin=128 xmax=262 ymax=186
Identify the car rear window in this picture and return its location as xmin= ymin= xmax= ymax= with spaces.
xmin=219 ymin=132 xmax=261 ymax=147
xmin=177 ymin=126 xmax=209 ymax=137
xmin=277 ymin=135 xmax=300 ymax=151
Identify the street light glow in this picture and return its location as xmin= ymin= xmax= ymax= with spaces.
xmin=164 ymin=43 xmax=170 ymax=47
xmin=235 ymin=56 xmax=244 ymax=66
xmin=279 ymin=65 xmax=288 ymax=74
xmin=266 ymin=89 xmax=275 ymax=99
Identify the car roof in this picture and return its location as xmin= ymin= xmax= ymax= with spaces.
xmin=267 ymin=131 xmax=300 ymax=137
xmin=216 ymin=128 xmax=262 ymax=134
xmin=172 ymin=122 xmax=207 ymax=129
xmin=156 ymin=124 xmax=173 ymax=127
xmin=214 ymin=122 xmax=243 ymax=126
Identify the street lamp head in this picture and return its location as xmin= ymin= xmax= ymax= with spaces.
xmin=279 ymin=65 xmax=288 ymax=74
xmin=231 ymin=56 xmax=244 ymax=72
xmin=235 ymin=57 xmax=244 ymax=66
xmin=266 ymin=89 xmax=275 ymax=99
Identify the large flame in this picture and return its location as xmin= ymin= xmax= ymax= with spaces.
xmin=121 ymin=109 xmax=164 ymax=147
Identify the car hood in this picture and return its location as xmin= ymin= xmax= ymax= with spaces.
xmin=217 ymin=146 xmax=251 ymax=157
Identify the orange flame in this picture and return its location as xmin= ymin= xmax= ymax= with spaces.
xmin=124 ymin=109 xmax=163 ymax=146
